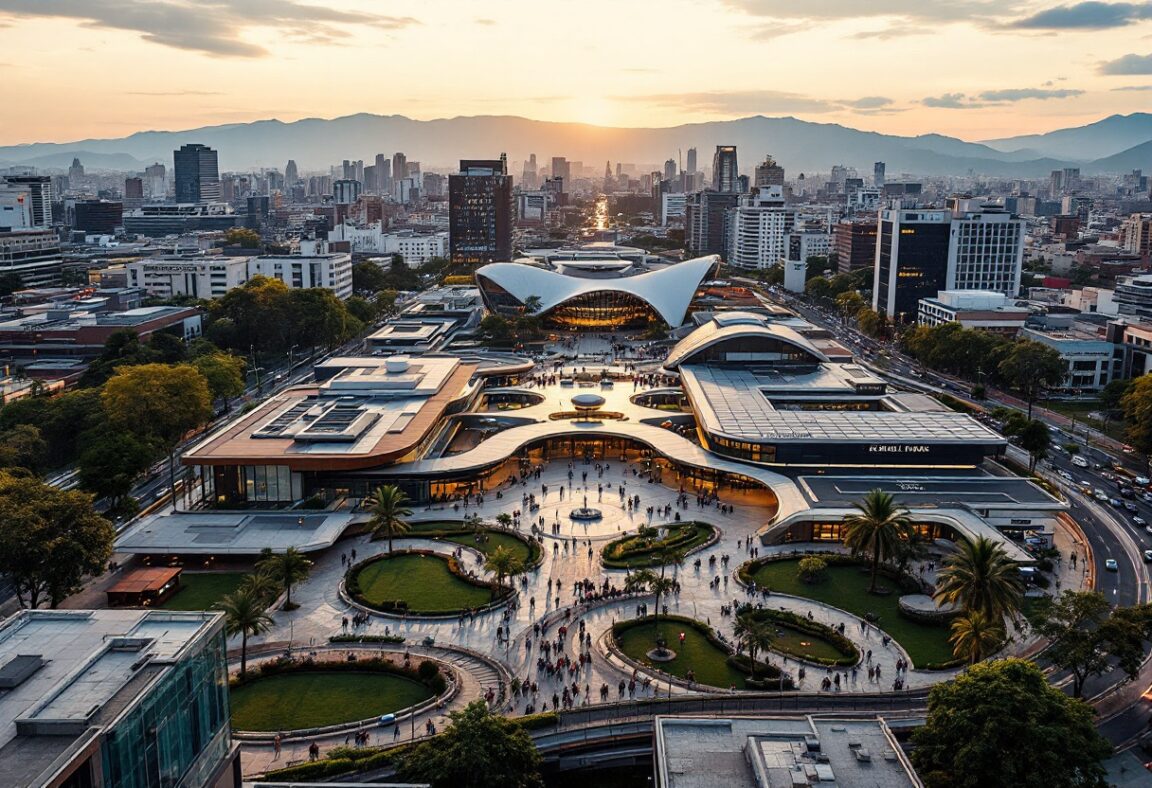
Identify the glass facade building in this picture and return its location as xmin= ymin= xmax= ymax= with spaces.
xmin=448 ymin=158 xmax=513 ymax=265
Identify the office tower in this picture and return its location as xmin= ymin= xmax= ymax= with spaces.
xmin=0 ymin=176 xmax=52 ymax=228
xmin=522 ymin=154 xmax=538 ymax=190
xmin=945 ymin=205 xmax=1025 ymax=297
xmin=1063 ymin=167 xmax=1081 ymax=192
xmin=124 ymin=177 xmax=144 ymax=200
xmin=173 ymin=143 xmax=221 ymax=203
xmin=873 ymin=208 xmax=952 ymax=319
xmin=333 ymin=179 xmax=362 ymax=205
xmin=285 ymin=160 xmax=298 ymax=185
xmin=1120 ymin=213 xmax=1152 ymax=261
xmin=685 ymin=190 xmax=741 ymax=258
xmin=73 ymin=200 xmax=124 ymax=233
xmin=754 ymin=155 xmax=785 ymax=187
xmin=664 ymin=159 xmax=677 ymax=183
xmin=423 ymin=172 xmax=446 ymax=198
xmin=144 ymin=163 xmax=167 ymax=199
xmin=551 ymin=157 xmax=570 ymax=183
xmin=392 ymin=153 xmax=407 ymax=188
xmin=68 ymin=157 xmax=85 ymax=182
xmin=833 ymin=220 xmax=878 ymax=274
xmin=830 ymin=165 xmax=849 ymax=190
xmin=873 ymin=162 xmax=886 ymax=187
xmin=375 ymin=154 xmax=391 ymax=194
xmin=727 ymin=186 xmax=797 ymax=270
xmin=449 ymin=155 xmax=513 ymax=265
xmin=686 ymin=148 xmax=697 ymax=175
xmin=712 ymin=146 xmax=738 ymax=193
xmin=353 ymin=160 xmax=364 ymax=184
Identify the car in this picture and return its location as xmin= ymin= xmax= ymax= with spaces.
xmin=1144 ymin=550 xmax=1152 ymax=563
xmin=1071 ymin=455 xmax=1089 ymax=468
xmin=1137 ymin=476 xmax=1151 ymax=487
xmin=1095 ymin=490 xmax=1109 ymax=501
xmin=1056 ymin=469 xmax=1073 ymax=481
xmin=1134 ymin=516 xmax=1147 ymax=527
xmin=1121 ymin=486 xmax=1135 ymax=499
xmin=1110 ymin=498 xmax=1124 ymax=507
xmin=1144 ymin=492 xmax=1152 ymax=503
xmin=1125 ymin=501 xmax=1139 ymax=512
xmin=1106 ymin=558 xmax=1119 ymax=571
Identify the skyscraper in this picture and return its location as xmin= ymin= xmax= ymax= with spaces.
xmin=449 ymin=155 xmax=513 ymax=265
xmin=727 ymin=186 xmax=796 ymax=270
xmin=375 ymin=154 xmax=391 ymax=194
xmin=145 ymin=163 xmax=167 ymax=200
xmin=664 ymin=159 xmax=677 ymax=183
xmin=551 ymin=157 xmax=570 ymax=183
xmin=392 ymin=153 xmax=408 ymax=188
xmin=173 ymin=143 xmax=221 ymax=203
xmin=285 ymin=160 xmax=298 ymax=185
xmin=686 ymin=148 xmax=697 ymax=175
xmin=712 ymin=146 xmax=739 ymax=193
xmin=754 ymin=155 xmax=784 ymax=187
xmin=873 ymin=161 xmax=886 ymax=187
xmin=686 ymin=190 xmax=741 ymax=258
xmin=873 ymin=208 xmax=952 ymax=319
xmin=333 ymin=179 xmax=362 ymax=205
xmin=0 ymin=176 xmax=52 ymax=228
xmin=946 ymin=205 xmax=1025 ymax=297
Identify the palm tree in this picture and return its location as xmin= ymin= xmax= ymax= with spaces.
xmin=257 ymin=546 xmax=313 ymax=609
xmin=949 ymin=610 xmax=1005 ymax=665
xmin=367 ymin=484 xmax=413 ymax=553
xmin=733 ymin=615 xmax=774 ymax=680
xmin=484 ymin=545 xmax=523 ymax=599
xmin=238 ymin=568 xmax=280 ymax=604
xmin=216 ymin=587 xmax=274 ymax=676
xmin=625 ymin=568 xmax=677 ymax=653
xmin=934 ymin=536 xmax=1025 ymax=623
xmin=842 ymin=489 xmax=914 ymax=593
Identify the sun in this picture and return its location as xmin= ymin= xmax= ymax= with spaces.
xmin=569 ymin=97 xmax=616 ymax=127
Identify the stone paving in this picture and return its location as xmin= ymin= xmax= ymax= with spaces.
xmin=233 ymin=456 xmax=1090 ymax=776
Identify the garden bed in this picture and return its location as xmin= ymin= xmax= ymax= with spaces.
xmin=601 ymin=522 xmax=716 ymax=568
xmin=405 ymin=520 xmax=543 ymax=568
xmin=739 ymin=608 xmax=859 ymax=667
xmin=346 ymin=550 xmax=511 ymax=615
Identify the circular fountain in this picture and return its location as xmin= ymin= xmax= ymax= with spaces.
xmin=569 ymin=494 xmax=603 ymax=521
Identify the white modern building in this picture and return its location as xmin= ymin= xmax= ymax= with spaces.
xmin=0 ymin=176 xmax=52 ymax=230
xmin=1020 ymin=325 xmax=1116 ymax=393
xmin=1115 ymin=274 xmax=1152 ymax=321
xmin=516 ymin=191 xmax=550 ymax=224
xmin=661 ymin=193 xmax=687 ymax=226
xmin=328 ymin=222 xmax=448 ymax=263
xmin=728 ymin=186 xmax=798 ymax=270
xmin=946 ymin=206 xmax=1025 ymax=297
xmin=918 ymin=290 xmax=1029 ymax=333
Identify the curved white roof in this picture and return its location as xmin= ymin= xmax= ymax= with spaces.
xmin=664 ymin=317 xmax=830 ymax=369
xmin=476 ymin=255 xmax=718 ymax=327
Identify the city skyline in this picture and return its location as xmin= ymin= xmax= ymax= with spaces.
xmin=1 ymin=0 xmax=1151 ymax=145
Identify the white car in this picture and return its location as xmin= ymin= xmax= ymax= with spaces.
xmin=1105 ymin=558 xmax=1119 ymax=572
xmin=1056 ymin=470 xmax=1073 ymax=481
xmin=1134 ymin=516 xmax=1147 ymax=528
xmin=1071 ymin=455 xmax=1089 ymax=468
xmin=1136 ymin=476 xmax=1151 ymax=487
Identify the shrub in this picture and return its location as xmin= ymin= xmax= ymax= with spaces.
xmin=328 ymin=634 xmax=405 ymax=644
xmin=798 ymin=556 xmax=828 ymax=584
xmin=739 ymin=607 xmax=859 ymax=667
xmin=417 ymin=660 xmax=440 ymax=681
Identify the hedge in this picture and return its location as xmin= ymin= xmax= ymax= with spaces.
xmin=601 ymin=522 xmax=715 ymax=568
xmin=738 ymin=551 xmax=923 ymax=596
xmin=232 ymin=655 xmax=447 ymax=696
xmin=739 ymin=607 xmax=860 ymax=667
xmin=328 ymin=634 xmax=406 ymax=644
xmin=401 ymin=521 xmax=544 ymax=568
xmin=345 ymin=549 xmax=513 ymax=615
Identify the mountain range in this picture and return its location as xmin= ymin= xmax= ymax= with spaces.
xmin=0 ymin=113 xmax=1150 ymax=178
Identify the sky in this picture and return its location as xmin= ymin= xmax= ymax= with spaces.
xmin=0 ymin=0 xmax=1150 ymax=145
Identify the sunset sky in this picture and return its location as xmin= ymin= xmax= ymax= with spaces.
xmin=0 ymin=0 xmax=1150 ymax=145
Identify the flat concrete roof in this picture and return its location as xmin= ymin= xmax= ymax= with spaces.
xmin=798 ymin=475 xmax=1065 ymax=509
xmin=116 ymin=511 xmax=353 ymax=555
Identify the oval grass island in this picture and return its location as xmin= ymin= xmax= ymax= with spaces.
xmin=346 ymin=549 xmax=512 ymax=616
xmin=601 ymin=522 xmax=717 ymax=568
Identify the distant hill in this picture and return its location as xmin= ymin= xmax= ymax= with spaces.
xmin=1088 ymin=138 xmax=1152 ymax=172
xmin=982 ymin=113 xmax=1152 ymax=161
xmin=0 ymin=112 xmax=1141 ymax=176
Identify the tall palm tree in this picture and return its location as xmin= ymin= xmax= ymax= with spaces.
xmin=625 ymin=568 xmax=677 ymax=652
xmin=934 ymin=536 xmax=1025 ymax=623
xmin=949 ymin=610 xmax=1005 ymax=665
xmin=733 ymin=615 xmax=774 ymax=680
xmin=238 ymin=568 xmax=280 ymax=604
xmin=368 ymin=484 xmax=413 ymax=553
xmin=484 ymin=545 xmax=523 ymax=599
xmin=257 ymin=546 xmax=313 ymax=609
xmin=216 ymin=587 xmax=274 ymax=676
xmin=842 ymin=489 xmax=914 ymax=593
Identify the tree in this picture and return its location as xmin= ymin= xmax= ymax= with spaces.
xmin=1121 ymin=374 xmax=1152 ymax=460
xmin=216 ymin=587 xmax=274 ymax=676
xmin=484 ymin=545 xmax=523 ymax=598
xmin=345 ymin=295 xmax=378 ymax=325
xmin=933 ymin=536 xmax=1025 ymax=623
xmin=912 ymin=658 xmax=1109 ymax=788
xmin=1029 ymin=590 xmax=1152 ymax=698
xmin=351 ymin=260 xmax=390 ymax=294
xmin=287 ymin=287 xmax=360 ymax=350
xmin=733 ymin=614 xmax=774 ymax=679
xmin=238 ymin=567 xmax=281 ymax=605
xmin=0 ymin=271 xmax=24 ymax=297
xmin=521 ymin=295 xmax=542 ymax=315
xmin=495 ymin=512 xmax=513 ymax=530
xmin=835 ymin=290 xmax=866 ymax=321
xmin=102 ymin=363 xmax=213 ymax=505
xmin=398 ymin=700 xmax=543 ymax=788
xmin=224 ymin=227 xmax=262 ymax=249
xmin=1099 ymin=378 xmax=1132 ymax=412
xmin=797 ymin=555 xmax=828 ymax=583
xmin=0 ymin=424 xmax=47 ymax=473
xmin=193 ymin=352 xmax=246 ymax=411
xmin=949 ymin=610 xmax=1005 ymax=665
xmin=77 ymin=431 xmax=156 ymax=512
xmin=998 ymin=340 xmax=1065 ymax=418
xmin=256 ymin=546 xmax=312 ymax=609
xmin=1017 ymin=419 xmax=1052 ymax=472
xmin=367 ymin=484 xmax=413 ymax=553
xmin=842 ymin=489 xmax=914 ymax=593
xmin=0 ymin=472 xmax=114 ymax=609
xmin=624 ymin=568 xmax=677 ymax=652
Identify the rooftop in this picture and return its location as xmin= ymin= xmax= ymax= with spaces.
xmin=116 ymin=511 xmax=354 ymax=555
xmin=654 ymin=715 xmax=922 ymax=788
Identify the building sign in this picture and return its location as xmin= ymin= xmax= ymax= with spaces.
xmin=143 ymin=263 xmax=201 ymax=273
xmin=868 ymin=444 xmax=931 ymax=454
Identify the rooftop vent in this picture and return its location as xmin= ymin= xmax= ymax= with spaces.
xmin=385 ymin=357 xmax=410 ymax=373
xmin=0 ymin=654 xmax=45 ymax=689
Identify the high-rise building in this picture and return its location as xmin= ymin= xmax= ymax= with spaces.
xmin=0 ymin=175 xmax=52 ymax=228
xmin=664 ymin=159 xmax=677 ymax=183
xmin=285 ymin=159 xmax=298 ymax=185
xmin=449 ymin=156 xmax=513 ymax=265
xmin=375 ymin=154 xmax=392 ymax=194
xmin=73 ymin=199 xmax=124 ymax=234
xmin=392 ymin=152 xmax=407 ymax=188
xmin=873 ymin=208 xmax=952 ymax=319
xmin=124 ymin=177 xmax=144 ymax=201
xmin=686 ymin=147 xmax=697 ymax=175
xmin=333 ymin=179 xmax=362 ymax=205
xmin=68 ymin=157 xmax=85 ymax=182
xmin=873 ymin=162 xmax=886 ymax=187
xmin=686 ymin=190 xmax=741 ymax=258
xmin=833 ymin=220 xmax=878 ymax=274
xmin=551 ymin=157 xmax=570 ymax=183
xmin=173 ymin=143 xmax=221 ymax=203
xmin=0 ymin=229 xmax=64 ymax=286
xmin=727 ymin=186 xmax=797 ymax=270
xmin=522 ymin=154 xmax=538 ymax=190
xmin=1120 ymin=213 xmax=1152 ymax=261
xmin=754 ymin=155 xmax=785 ymax=187
xmin=712 ymin=146 xmax=739 ymax=193
xmin=946 ymin=205 xmax=1025 ymax=297
xmin=145 ymin=162 xmax=167 ymax=200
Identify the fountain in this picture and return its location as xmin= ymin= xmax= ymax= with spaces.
xmin=569 ymin=494 xmax=603 ymax=521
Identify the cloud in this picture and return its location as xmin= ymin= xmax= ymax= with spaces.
xmin=1100 ymin=52 xmax=1152 ymax=73
xmin=1112 ymin=82 xmax=1152 ymax=89
xmin=923 ymin=92 xmax=979 ymax=109
xmin=852 ymin=25 xmax=922 ymax=39
xmin=474 ymin=18 xmax=497 ymax=25
xmin=1007 ymin=2 xmax=1152 ymax=30
xmin=722 ymin=0 xmax=994 ymax=21
xmin=128 ymin=90 xmax=223 ymax=97
xmin=634 ymin=90 xmax=840 ymax=115
xmin=746 ymin=21 xmax=807 ymax=40
xmin=977 ymin=87 xmax=1085 ymax=100
xmin=842 ymin=96 xmax=895 ymax=109
xmin=0 ymin=0 xmax=419 ymax=57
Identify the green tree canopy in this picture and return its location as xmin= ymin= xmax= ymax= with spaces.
xmin=216 ymin=587 xmax=274 ymax=676
xmin=998 ymin=340 xmax=1066 ymax=417
xmin=1121 ymin=373 xmax=1152 ymax=458
xmin=77 ymin=431 xmax=156 ymax=511
xmin=933 ymin=536 xmax=1024 ymax=622
xmin=1017 ymin=419 xmax=1052 ymax=471
xmin=0 ymin=424 xmax=47 ymax=474
xmin=367 ymin=484 xmax=413 ymax=553
xmin=842 ymin=489 xmax=913 ymax=593
xmin=224 ymin=227 xmax=262 ymax=249
xmin=256 ymin=546 xmax=312 ymax=608
xmin=912 ymin=658 xmax=1109 ymax=788
xmin=0 ymin=471 xmax=114 ymax=608
xmin=192 ymin=351 xmax=246 ymax=409
xmin=398 ymin=700 xmax=543 ymax=788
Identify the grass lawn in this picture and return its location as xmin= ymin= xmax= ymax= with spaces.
xmin=769 ymin=624 xmax=850 ymax=664
xmin=747 ymin=559 xmax=955 ymax=667
xmin=602 ymin=523 xmax=714 ymax=568
xmin=615 ymin=620 xmax=752 ymax=690
xmin=230 ymin=671 xmax=433 ymax=731
xmin=444 ymin=531 xmax=533 ymax=565
xmin=354 ymin=553 xmax=493 ymax=613
xmin=160 ymin=572 xmax=247 ymax=611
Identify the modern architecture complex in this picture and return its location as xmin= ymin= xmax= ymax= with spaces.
xmin=873 ymin=208 xmax=952 ymax=319
xmin=727 ymin=186 xmax=797 ymax=271
xmin=448 ymin=157 xmax=513 ymax=265
xmin=173 ymin=144 xmax=221 ymax=204
xmin=946 ymin=206 xmax=1025 ymax=296
xmin=686 ymin=191 xmax=740 ymax=258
